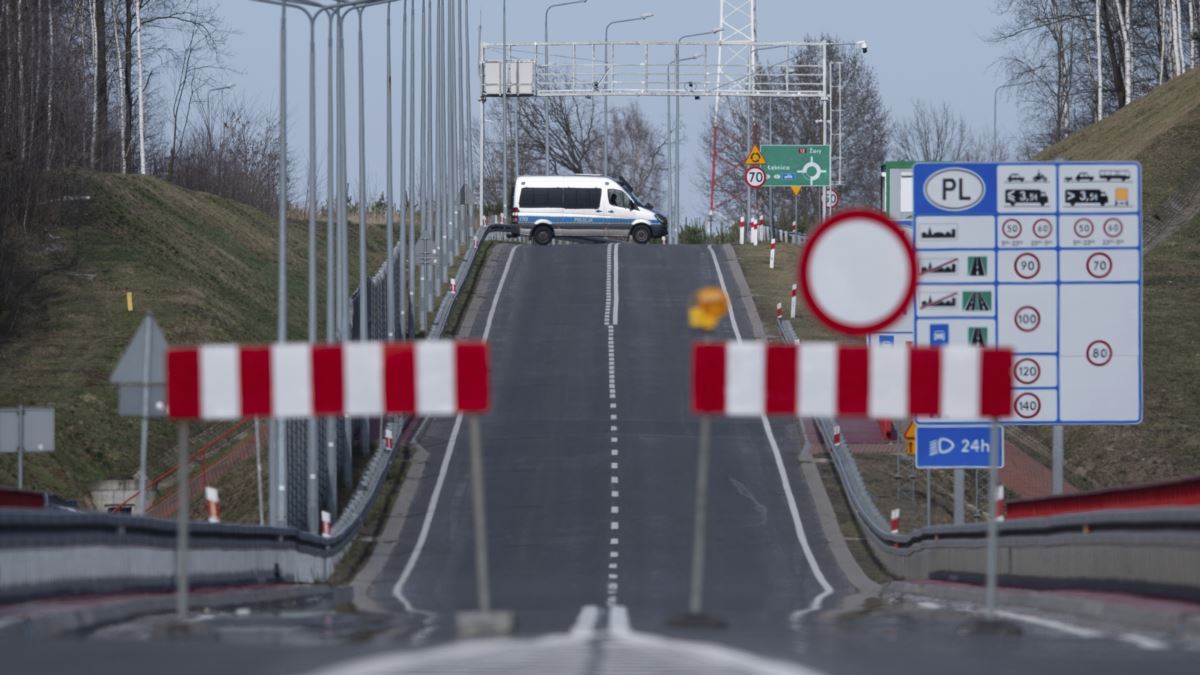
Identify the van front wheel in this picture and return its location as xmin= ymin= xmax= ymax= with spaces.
xmin=531 ymin=225 xmax=554 ymax=246
xmin=630 ymin=225 xmax=652 ymax=244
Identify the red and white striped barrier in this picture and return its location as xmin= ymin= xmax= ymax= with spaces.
xmin=166 ymin=340 xmax=489 ymax=420
xmin=321 ymin=510 xmax=332 ymax=538
xmin=205 ymin=486 xmax=220 ymax=523
xmin=889 ymin=508 xmax=900 ymax=534
xmin=691 ymin=341 xmax=1013 ymax=419
xmin=769 ymin=238 xmax=777 ymax=269
xmin=790 ymin=283 xmax=798 ymax=319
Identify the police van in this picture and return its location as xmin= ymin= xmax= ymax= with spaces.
xmin=510 ymin=175 xmax=668 ymax=245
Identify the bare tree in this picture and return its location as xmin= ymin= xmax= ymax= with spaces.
xmin=698 ymin=38 xmax=889 ymax=230
xmin=891 ymin=100 xmax=994 ymax=162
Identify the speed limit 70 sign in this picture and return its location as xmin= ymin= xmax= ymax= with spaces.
xmin=744 ymin=166 xmax=766 ymax=189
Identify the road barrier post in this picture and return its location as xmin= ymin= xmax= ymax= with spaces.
xmin=769 ymin=238 xmax=776 ymax=269
xmin=984 ymin=421 xmax=1001 ymax=617
xmin=738 ymin=217 xmax=745 ymax=245
xmin=175 ymin=421 xmax=190 ymax=620
xmin=205 ymin=486 xmax=220 ymax=523
xmin=790 ymin=283 xmax=797 ymax=319
xmin=890 ymin=508 xmax=900 ymax=534
xmin=688 ymin=416 xmax=712 ymax=617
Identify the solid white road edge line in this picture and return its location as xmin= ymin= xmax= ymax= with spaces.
xmin=612 ymin=243 xmax=620 ymax=326
xmin=391 ymin=244 xmax=519 ymax=614
xmin=707 ymin=244 xmax=835 ymax=621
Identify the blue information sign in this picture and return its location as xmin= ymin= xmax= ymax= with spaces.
xmin=914 ymin=425 xmax=1005 ymax=469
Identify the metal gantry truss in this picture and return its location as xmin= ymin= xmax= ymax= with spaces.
xmin=480 ymin=40 xmax=827 ymax=99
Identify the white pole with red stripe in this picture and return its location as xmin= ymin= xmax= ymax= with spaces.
xmin=321 ymin=509 xmax=332 ymax=538
xmin=995 ymin=484 xmax=1006 ymax=522
xmin=776 ymin=303 xmax=783 ymax=320
xmin=738 ymin=216 xmax=745 ymax=245
xmin=205 ymin=486 xmax=220 ymax=523
xmin=790 ymin=283 xmax=797 ymax=319
xmin=750 ymin=217 xmax=758 ymax=246
xmin=889 ymin=508 xmax=900 ymax=534
xmin=769 ymin=238 xmax=776 ymax=269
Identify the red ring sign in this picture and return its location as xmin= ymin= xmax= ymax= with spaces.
xmin=799 ymin=210 xmax=916 ymax=336
xmin=744 ymin=166 xmax=766 ymax=189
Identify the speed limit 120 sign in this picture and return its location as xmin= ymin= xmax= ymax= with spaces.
xmin=744 ymin=166 xmax=766 ymax=189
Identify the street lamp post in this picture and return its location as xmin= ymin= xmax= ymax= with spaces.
xmin=993 ymin=82 xmax=1019 ymax=160
xmin=543 ymin=0 xmax=589 ymax=174
xmin=603 ymin=13 xmax=653 ymax=177
xmin=673 ymin=28 xmax=721 ymax=239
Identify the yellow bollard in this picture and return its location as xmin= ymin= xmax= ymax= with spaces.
xmin=126 ymin=291 xmax=134 ymax=312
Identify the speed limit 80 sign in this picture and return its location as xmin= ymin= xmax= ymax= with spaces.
xmin=744 ymin=166 xmax=766 ymax=189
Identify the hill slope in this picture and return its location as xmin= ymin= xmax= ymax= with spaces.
xmin=0 ymin=173 xmax=385 ymax=503
xmin=1030 ymin=68 xmax=1200 ymax=488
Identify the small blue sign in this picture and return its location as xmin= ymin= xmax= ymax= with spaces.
xmin=915 ymin=425 xmax=1004 ymax=469
xmin=879 ymin=335 xmax=895 ymax=345
xmin=930 ymin=323 xmax=950 ymax=346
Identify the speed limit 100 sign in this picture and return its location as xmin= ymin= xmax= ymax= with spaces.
xmin=744 ymin=166 xmax=766 ymax=189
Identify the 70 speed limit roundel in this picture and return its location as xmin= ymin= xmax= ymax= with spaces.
xmin=744 ymin=166 xmax=766 ymax=189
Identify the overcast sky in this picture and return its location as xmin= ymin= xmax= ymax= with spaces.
xmin=223 ymin=0 xmax=1018 ymax=220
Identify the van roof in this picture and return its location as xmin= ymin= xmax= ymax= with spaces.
xmin=515 ymin=174 xmax=617 ymax=186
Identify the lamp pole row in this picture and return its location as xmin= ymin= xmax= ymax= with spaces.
xmin=257 ymin=0 xmax=475 ymax=533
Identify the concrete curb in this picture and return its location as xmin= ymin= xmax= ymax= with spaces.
xmin=0 ymin=584 xmax=339 ymax=640
xmin=885 ymin=580 xmax=1200 ymax=639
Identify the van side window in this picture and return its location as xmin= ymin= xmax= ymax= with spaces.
xmin=564 ymin=187 xmax=601 ymax=209
xmin=608 ymin=190 xmax=631 ymax=209
xmin=520 ymin=187 xmax=561 ymax=208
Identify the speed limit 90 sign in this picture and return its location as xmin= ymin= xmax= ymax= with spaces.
xmin=744 ymin=166 xmax=766 ymax=189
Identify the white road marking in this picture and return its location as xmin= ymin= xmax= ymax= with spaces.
xmin=569 ymin=604 xmax=600 ymax=639
xmin=991 ymin=609 xmax=1169 ymax=651
xmin=706 ymin=244 xmax=835 ymax=621
xmin=392 ymin=245 xmax=518 ymax=617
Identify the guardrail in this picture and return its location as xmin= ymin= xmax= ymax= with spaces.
xmin=0 ymin=222 xmax=505 ymax=603
xmin=778 ymin=316 xmax=1200 ymax=599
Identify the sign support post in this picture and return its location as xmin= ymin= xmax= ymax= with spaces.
xmin=953 ymin=469 xmax=965 ymax=525
xmin=137 ymin=317 xmax=153 ymax=515
xmin=16 ymin=405 xmax=23 ymax=490
xmin=1051 ymin=425 xmax=1064 ymax=494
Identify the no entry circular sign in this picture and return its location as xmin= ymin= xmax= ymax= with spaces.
xmin=799 ymin=209 xmax=916 ymax=335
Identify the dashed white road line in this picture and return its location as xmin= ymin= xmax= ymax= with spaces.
xmin=605 ymin=243 xmax=622 ymax=608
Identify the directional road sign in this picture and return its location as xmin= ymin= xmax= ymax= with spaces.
xmin=915 ymin=424 xmax=1004 ymax=469
xmin=758 ymin=145 xmax=831 ymax=188
xmin=912 ymin=161 xmax=1143 ymax=425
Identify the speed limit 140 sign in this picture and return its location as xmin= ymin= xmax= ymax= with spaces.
xmin=744 ymin=166 xmax=766 ymax=189
xmin=911 ymin=161 xmax=1142 ymax=426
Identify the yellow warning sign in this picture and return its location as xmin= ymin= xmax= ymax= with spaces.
xmin=744 ymin=144 xmax=766 ymax=165
xmin=790 ymin=186 xmax=802 ymax=196
xmin=904 ymin=421 xmax=916 ymax=456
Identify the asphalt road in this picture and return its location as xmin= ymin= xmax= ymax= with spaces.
xmin=6 ymin=242 xmax=1197 ymax=674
